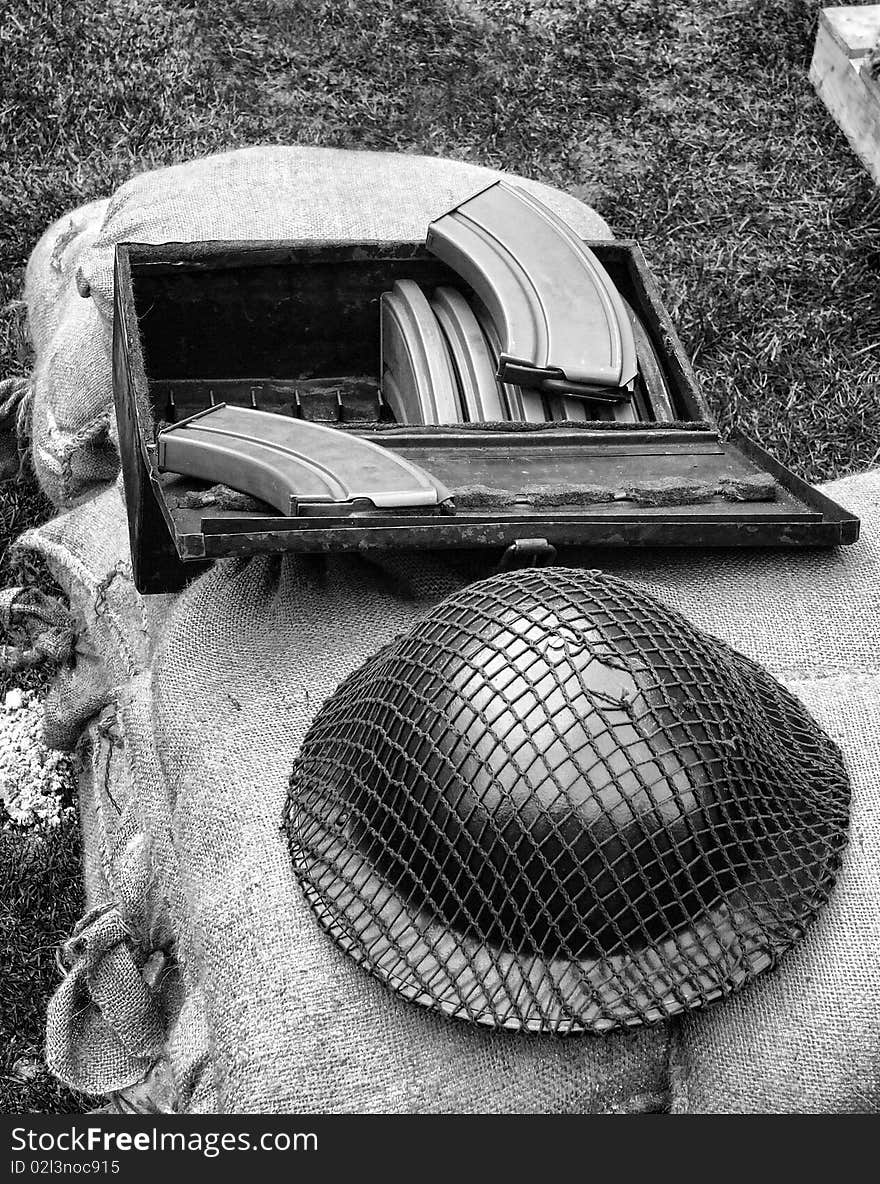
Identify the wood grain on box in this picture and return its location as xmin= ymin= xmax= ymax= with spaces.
xmin=811 ymin=5 xmax=880 ymax=187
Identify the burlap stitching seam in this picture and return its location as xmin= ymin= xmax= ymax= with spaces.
xmin=58 ymin=413 xmax=114 ymax=505
xmin=14 ymin=533 xmax=140 ymax=680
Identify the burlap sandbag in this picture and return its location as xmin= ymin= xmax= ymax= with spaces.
xmin=20 ymin=469 xmax=880 ymax=1114
xmin=10 ymin=147 xmax=880 ymax=1113
xmin=24 ymin=145 xmax=609 ymax=509
xmin=23 ymin=199 xmax=117 ymax=507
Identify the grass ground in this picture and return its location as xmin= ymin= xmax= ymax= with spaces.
xmin=1 ymin=0 xmax=878 ymax=1113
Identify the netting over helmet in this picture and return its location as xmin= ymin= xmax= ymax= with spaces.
xmin=285 ymin=568 xmax=849 ymax=1034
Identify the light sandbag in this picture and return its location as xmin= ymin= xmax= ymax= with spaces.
xmin=10 ymin=148 xmax=880 ymax=1113
xmin=120 ymin=469 xmax=880 ymax=1115
xmin=17 ymin=468 xmax=880 ymax=1114
xmin=25 ymin=145 xmax=610 ymax=508
xmin=23 ymin=199 xmax=117 ymax=508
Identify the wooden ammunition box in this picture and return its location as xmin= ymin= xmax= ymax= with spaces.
xmin=113 ymin=240 xmax=859 ymax=594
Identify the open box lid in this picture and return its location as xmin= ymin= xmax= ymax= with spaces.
xmin=112 ymin=238 xmax=860 ymax=594
xmin=154 ymin=423 xmax=859 ymax=555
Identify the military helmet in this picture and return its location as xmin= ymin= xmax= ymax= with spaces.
xmin=286 ymin=567 xmax=849 ymax=1033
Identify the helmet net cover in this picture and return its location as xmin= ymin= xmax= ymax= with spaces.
xmin=285 ymin=568 xmax=849 ymax=1034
